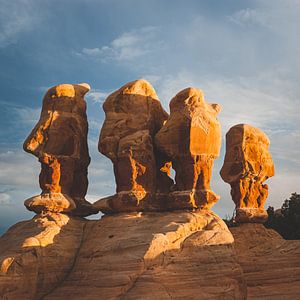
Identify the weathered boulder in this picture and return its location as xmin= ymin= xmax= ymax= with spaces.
xmin=220 ymin=124 xmax=275 ymax=223
xmin=23 ymin=83 xmax=97 ymax=217
xmin=97 ymin=79 xmax=172 ymax=213
xmin=0 ymin=210 xmax=246 ymax=300
xmin=155 ymin=87 xmax=222 ymax=210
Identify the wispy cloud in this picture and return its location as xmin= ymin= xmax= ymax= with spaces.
xmin=86 ymin=90 xmax=109 ymax=104
xmin=0 ymin=0 xmax=38 ymax=48
xmin=0 ymin=193 xmax=11 ymax=205
xmin=228 ymin=8 xmax=269 ymax=27
xmin=78 ymin=26 xmax=163 ymax=62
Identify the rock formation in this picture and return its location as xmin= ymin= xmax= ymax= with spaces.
xmin=2 ymin=211 xmax=300 ymax=299
xmin=155 ymin=87 xmax=222 ymax=210
xmin=220 ymin=124 xmax=275 ymax=223
xmin=23 ymin=83 xmax=97 ymax=217
xmin=0 ymin=211 xmax=247 ymax=299
xmin=230 ymin=223 xmax=300 ymax=299
xmin=2 ymin=77 xmax=298 ymax=300
xmin=95 ymin=79 xmax=172 ymax=213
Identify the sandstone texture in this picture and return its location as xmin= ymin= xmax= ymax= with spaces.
xmin=98 ymin=79 xmax=172 ymax=212
xmin=230 ymin=224 xmax=300 ymax=299
xmin=155 ymin=87 xmax=222 ymax=209
xmin=0 ymin=210 xmax=246 ymax=300
xmin=23 ymin=83 xmax=97 ymax=217
xmin=220 ymin=124 xmax=275 ymax=223
xmin=1 ymin=210 xmax=300 ymax=299
xmin=0 ymin=213 xmax=85 ymax=299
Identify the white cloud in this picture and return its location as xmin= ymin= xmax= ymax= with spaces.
xmin=79 ymin=26 xmax=163 ymax=62
xmin=12 ymin=106 xmax=40 ymax=125
xmin=0 ymin=193 xmax=11 ymax=205
xmin=228 ymin=8 xmax=268 ymax=27
xmin=87 ymin=90 xmax=109 ymax=104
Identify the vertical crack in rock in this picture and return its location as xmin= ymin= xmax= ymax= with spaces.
xmin=38 ymin=221 xmax=88 ymax=300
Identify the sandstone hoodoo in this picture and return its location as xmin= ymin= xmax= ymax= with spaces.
xmin=220 ymin=124 xmax=275 ymax=223
xmin=23 ymin=83 xmax=97 ymax=217
xmin=155 ymin=87 xmax=222 ymax=210
xmin=95 ymin=79 xmax=172 ymax=213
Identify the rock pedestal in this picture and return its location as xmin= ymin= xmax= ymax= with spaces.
xmin=97 ymin=79 xmax=171 ymax=212
xmin=155 ymin=87 xmax=222 ymax=210
xmin=23 ymin=83 xmax=97 ymax=217
xmin=220 ymin=124 xmax=275 ymax=223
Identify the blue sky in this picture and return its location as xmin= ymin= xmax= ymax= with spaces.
xmin=0 ymin=0 xmax=299 ymax=233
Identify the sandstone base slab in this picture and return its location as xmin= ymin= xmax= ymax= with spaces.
xmin=235 ymin=208 xmax=268 ymax=223
xmin=24 ymin=193 xmax=76 ymax=214
xmin=70 ymin=198 xmax=99 ymax=217
xmin=167 ymin=189 xmax=220 ymax=210
xmin=93 ymin=190 xmax=219 ymax=214
xmin=0 ymin=210 xmax=246 ymax=299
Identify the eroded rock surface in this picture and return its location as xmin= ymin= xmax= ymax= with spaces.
xmin=2 ymin=210 xmax=300 ymax=299
xmin=0 ymin=211 xmax=246 ymax=300
xmin=97 ymin=79 xmax=171 ymax=212
xmin=155 ymin=87 xmax=222 ymax=210
xmin=220 ymin=124 xmax=275 ymax=223
xmin=23 ymin=83 xmax=97 ymax=216
xmin=0 ymin=213 xmax=86 ymax=299
xmin=231 ymin=224 xmax=300 ymax=299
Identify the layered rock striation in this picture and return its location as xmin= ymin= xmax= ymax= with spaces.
xmin=0 ymin=211 xmax=246 ymax=300
xmin=1 ymin=211 xmax=300 ymax=299
xmin=231 ymin=224 xmax=300 ymax=299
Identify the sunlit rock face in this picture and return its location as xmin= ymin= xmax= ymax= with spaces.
xmin=220 ymin=124 xmax=275 ymax=223
xmin=155 ymin=87 xmax=222 ymax=210
xmin=23 ymin=83 xmax=97 ymax=217
xmin=0 ymin=213 xmax=85 ymax=300
xmin=2 ymin=211 xmax=299 ymax=299
xmin=0 ymin=211 xmax=246 ymax=300
xmin=97 ymin=79 xmax=172 ymax=212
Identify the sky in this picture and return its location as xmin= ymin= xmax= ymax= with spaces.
xmin=0 ymin=0 xmax=299 ymax=233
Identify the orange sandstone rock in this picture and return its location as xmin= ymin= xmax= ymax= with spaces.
xmin=23 ymin=83 xmax=97 ymax=216
xmin=96 ymin=79 xmax=172 ymax=213
xmin=155 ymin=87 xmax=222 ymax=209
xmin=0 ymin=211 xmax=246 ymax=299
xmin=220 ymin=124 xmax=275 ymax=223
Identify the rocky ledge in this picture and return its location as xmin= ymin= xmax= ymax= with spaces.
xmin=0 ymin=210 xmax=245 ymax=299
xmin=1 ymin=210 xmax=299 ymax=300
